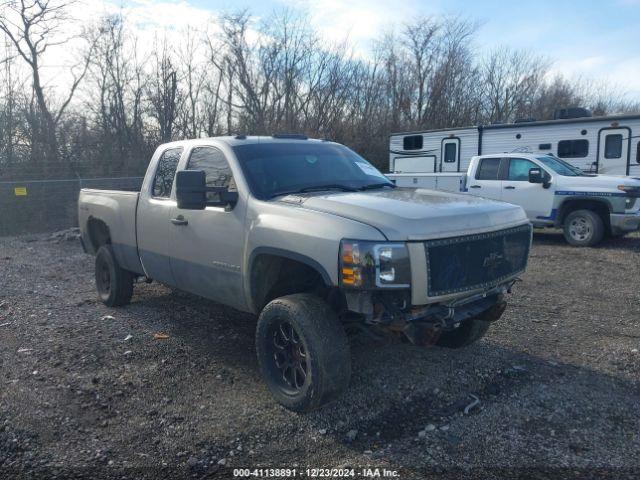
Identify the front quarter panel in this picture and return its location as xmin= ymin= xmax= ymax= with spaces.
xmin=243 ymin=198 xmax=386 ymax=310
xmin=553 ymin=176 xmax=628 ymax=215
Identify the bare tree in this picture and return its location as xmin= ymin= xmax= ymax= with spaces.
xmin=0 ymin=5 xmax=638 ymax=180
xmin=85 ymin=14 xmax=147 ymax=175
xmin=177 ymin=27 xmax=206 ymax=138
xmin=148 ymin=36 xmax=179 ymax=142
xmin=402 ymin=16 xmax=440 ymax=126
xmin=481 ymin=47 xmax=549 ymax=122
xmin=0 ymin=0 xmax=93 ymax=172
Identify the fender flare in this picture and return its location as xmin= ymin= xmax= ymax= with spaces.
xmin=247 ymin=247 xmax=333 ymax=286
xmin=555 ymin=196 xmax=612 ymax=225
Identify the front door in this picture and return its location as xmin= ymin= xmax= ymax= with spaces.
xmin=441 ymin=138 xmax=460 ymax=172
xmin=501 ymin=157 xmax=554 ymax=220
xmin=466 ymin=156 xmax=503 ymax=200
xmin=598 ymin=128 xmax=630 ymax=175
xmin=169 ymin=146 xmax=247 ymax=310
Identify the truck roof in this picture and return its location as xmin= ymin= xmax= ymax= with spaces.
xmin=158 ymin=135 xmax=332 ymax=149
xmin=475 ymin=152 xmax=546 ymax=160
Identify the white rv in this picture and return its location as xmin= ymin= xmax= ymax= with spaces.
xmin=389 ymin=110 xmax=640 ymax=177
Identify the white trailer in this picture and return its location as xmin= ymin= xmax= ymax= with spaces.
xmin=389 ymin=111 xmax=640 ymax=177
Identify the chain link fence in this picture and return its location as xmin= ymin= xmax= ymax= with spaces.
xmin=0 ymin=177 xmax=143 ymax=237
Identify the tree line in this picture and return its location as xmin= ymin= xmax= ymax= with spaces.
xmin=1 ymin=0 xmax=638 ymax=180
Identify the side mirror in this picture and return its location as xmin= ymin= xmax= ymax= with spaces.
xmin=175 ymin=170 xmax=206 ymax=210
xmin=528 ymin=168 xmax=544 ymax=184
xmin=218 ymin=188 xmax=239 ymax=208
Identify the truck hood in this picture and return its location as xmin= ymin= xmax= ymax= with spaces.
xmin=279 ymin=188 xmax=528 ymax=241
xmin=555 ymin=174 xmax=640 ymax=193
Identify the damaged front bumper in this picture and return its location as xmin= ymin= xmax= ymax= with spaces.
xmin=401 ymin=293 xmax=506 ymax=345
xmin=345 ymin=281 xmax=515 ymax=346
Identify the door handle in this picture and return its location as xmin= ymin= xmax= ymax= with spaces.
xmin=504 ymin=186 xmax=516 ymax=189
xmin=171 ymin=216 xmax=188 ymax=226
xmin=470 ymin=185 xmax=482 ymax=189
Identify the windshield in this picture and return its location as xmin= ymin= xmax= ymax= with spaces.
xmin=536 ymin=155 xmax=586 ymax=176
xmin=232 ymin=142 xmax=394 ymax=199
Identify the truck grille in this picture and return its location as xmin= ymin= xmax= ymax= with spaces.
xmin=424 ymin=224 xmax=532 ymax=297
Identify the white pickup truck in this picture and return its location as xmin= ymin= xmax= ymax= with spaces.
xmin=78 ymin=136 xmax=532 ymax=411
xmin=388 ymin=153 xmax=640 ymax=247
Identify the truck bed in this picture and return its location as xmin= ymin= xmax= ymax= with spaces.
xmin=386 ymin=172 xmax=466 ymax=192
xmin=78 ymin=188 xmax=143 ymax=274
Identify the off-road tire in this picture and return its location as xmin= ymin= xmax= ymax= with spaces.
xmin=435 ymin=319 xmax=491 ymax=349
xmin=95 ymin=245 xmax=134 ymax=307
xmin=563 ymin=209 xmax=605 ymax=247
xmin=256 ymin=293 xmax=351 ymax=412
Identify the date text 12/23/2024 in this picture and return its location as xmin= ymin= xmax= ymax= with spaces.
xmin=233 ymin=468 xmax=400 ymax=478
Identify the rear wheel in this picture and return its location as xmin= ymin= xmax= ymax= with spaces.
xmin=95 ymin=245 xmax=134 ymax=307
xmin=256 ymin=293 xmax=351 ymax=412
xmin=563 ymin=209 xmax=604 ymax=247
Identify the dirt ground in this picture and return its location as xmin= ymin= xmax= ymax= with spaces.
xmin=0 ymin=230 xmax=639 ymax=479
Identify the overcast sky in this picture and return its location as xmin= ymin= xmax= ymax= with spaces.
xmin=71 ymin=0 xmax=640 ymax=100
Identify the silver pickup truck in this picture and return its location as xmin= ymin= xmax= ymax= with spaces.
xmin=78 ymin=135 xmax=532 ymax=411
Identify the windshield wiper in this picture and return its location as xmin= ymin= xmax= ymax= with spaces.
xmin=298 ymin=185 xmax=358 ymax=193
xmin=269 ymin=184 xmax=357 ymax=199
xmin=358 ymin=182 xmax=396 ymax=191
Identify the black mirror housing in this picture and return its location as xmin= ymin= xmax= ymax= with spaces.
xmin=220 ymin=189 xmax=239 ymax=206
xmin=528 ymin=167 xmax=544 ymax=184
xmin=176 ymin=170 xmax=207 ymax=210
xmin=176 ymin=170 xmax=239 ymax=210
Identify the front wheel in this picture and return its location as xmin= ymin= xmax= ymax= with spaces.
xmin=256 ymin=293 xmax=351 ymax=412
xmin=563 ymin=209 xmax=604 ymax=247
xmin=95 ymin=245 xmax=134 ymax=307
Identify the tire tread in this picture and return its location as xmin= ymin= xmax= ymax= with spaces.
xmin=95 ymin=245 xmax=134 ymax=307
xmin=563 ymin=209 xmax=604 ymax=247
xmin=256 ymin=293 xmax=351 ymax=412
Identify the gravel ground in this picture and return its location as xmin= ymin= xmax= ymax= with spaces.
xmin=0 ymin=230 xmax=639 ymax=479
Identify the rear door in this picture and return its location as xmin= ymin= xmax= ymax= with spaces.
xmin=598 ymin=128 xmax=630 ymax=175
xmin=501 ymin=157 xmax=554 ymax=220
xmin=137 ymin=147 xmax=183 ymax=285
xmin=466 ymin=157 xmax=503 ymax=200
xmin=440 ymin=138 xmax=460 ymax=172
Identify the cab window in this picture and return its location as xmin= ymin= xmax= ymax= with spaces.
xmin=152 ymin=147 xmax=183 ymax=198
xmin=508 ymin=158 xmax=539 ymax=181
xmin=476 ymin=158 xmax=501 ymax=180
xmin=186 ymin=146 xmax=236 ymax=204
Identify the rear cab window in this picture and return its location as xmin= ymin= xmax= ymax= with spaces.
xmin=476 ymin=158 xmax=501 ymax=180
xmin=152 ymin=147 xmax=183 ymax=198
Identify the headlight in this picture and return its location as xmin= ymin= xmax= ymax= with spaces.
xmin=339 ymin=240 xmax=411 ymax=289
xmin=618 ymin=185 xmax=640 ymax=195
